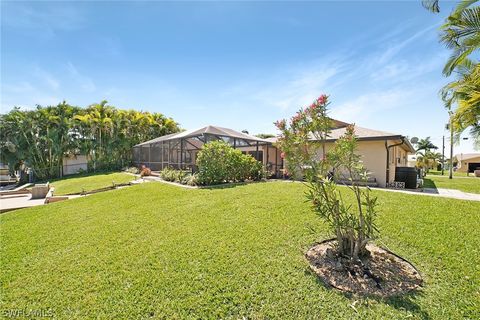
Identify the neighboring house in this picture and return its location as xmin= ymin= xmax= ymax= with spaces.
xmin=455 ymin=153 xmax=480 ymax=173
xmin=407 ymin=154 xmax=418 ymax=168
xmin=0 ymin=163 xmax=17 ymax=186
xmin=133 ymin=120 xmax=415 ymax=187
xmin=62 ymin=154 xmax=88 ymax=175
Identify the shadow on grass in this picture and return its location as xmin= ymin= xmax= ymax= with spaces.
xmin=427 ymin=170 xmax=473 ymax=177
xmin=304 ymin=267 xmax=430 ymax=319
xmin=200 ymin=180 xmax=269 ymax=190
xmin=43 ymin=171 xmax=121 ymax=184
xmin=422 ymin=178 xmax=438 ymax=193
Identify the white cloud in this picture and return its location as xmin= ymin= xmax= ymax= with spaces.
xmin=375 ymin=23 xmax=439 ymax=65
xmin=34 ymin=67 xmax=60 ymax=90
xmin=1 ymin=81 xmax=60 ymax=110
xmin=330 ymin=89 xmax=416 ymax=123
xmin=1 ymin=2 xmax=85 ymax=37
xmin=219 ymin=24 xmax=444 ymax=118
xmin=220 ymin=55 xmax=348 ymax=112
xmin=254 ymin=66 xmax=340 ymax=110
xmin=370 ymin=53 xmax=446 ymax=83
xmin=66 ymin=62 xmax=96 ymax=92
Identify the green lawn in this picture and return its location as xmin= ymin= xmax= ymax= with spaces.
xmin=1 ymin=182 xmax=479 ymax=319
xmin=50 ymin=172 xmax=136 ymax=195
xmin=424 ymin=174 xmax=480 ymax=194
xmin=427 ymin=169 xmax=472 ymax=177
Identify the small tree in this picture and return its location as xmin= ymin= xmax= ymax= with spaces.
xmin=275 ymin=95 xmax=379 ymax=262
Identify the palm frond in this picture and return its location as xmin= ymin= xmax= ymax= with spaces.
xmin=422 ymin=0 xmax=440 ymax=13
xmin=443 ymin=46 xmax=476 ymax=76
xmin=452 ymin=0 xmax=480 ymax=17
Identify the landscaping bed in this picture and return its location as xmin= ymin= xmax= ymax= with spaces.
xmin=306 ymin=239 xmax=422 ymax=297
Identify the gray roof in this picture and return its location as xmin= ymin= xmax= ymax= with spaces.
xmin=268 ymin=122 xmax=415 ymax=152
xmin=134 ymin=125 xmax=271 ymax=147
xmin=267 ymin=125 xmax=403 ymax=142
xmin=326 ymin=125 xmax=415 ymax=152
xmin=326 ymin=125 xmax=399 ymax=140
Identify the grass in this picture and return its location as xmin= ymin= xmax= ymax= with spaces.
xmin=50 ymin=172 xmax=135 ymax=195
xmin=1 ymin=182 xmax=479 ymax=319
xmin=424 ymin=174 xmax=480 ymax=194
xmin=427 ymin=169 xmax=472 ymax=177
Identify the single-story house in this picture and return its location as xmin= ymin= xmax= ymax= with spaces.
xmin=455 ymin=153 xmax=480 ymax=173
xmin=267 ymin=119 xmax=415 ymax=187
xmin=133 ymin=120 xmax=415 ymax=187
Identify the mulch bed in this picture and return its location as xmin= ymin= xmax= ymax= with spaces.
xmin=305 ymin=239 xmax=422 ymax=297
xmin=64 ymin=182 xmax=133 ymax=196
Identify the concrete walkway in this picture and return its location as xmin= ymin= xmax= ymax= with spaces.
xmin=373 ymin=186 xmax=480 ymax=201
xmin=0 ymin=192 xmax=82 ymax=213
xmin=0 ymin=194 xmax=49 ymax=212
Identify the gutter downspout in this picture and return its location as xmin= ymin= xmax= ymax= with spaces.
xmin=385 ymin=137 xmax=406 ymax=186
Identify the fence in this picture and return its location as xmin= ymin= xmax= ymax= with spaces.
xmin=26 ymin=160 xmax=132 ymax=182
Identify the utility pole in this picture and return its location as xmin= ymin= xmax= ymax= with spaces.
xmin=449 ymin=112 xmax=454 ymax=179
xmin=441 ymin=135 xmax=445 ymax=175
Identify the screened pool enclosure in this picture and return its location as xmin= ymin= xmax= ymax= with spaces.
xmin=132 ymin=125 xmax=283 ymax=176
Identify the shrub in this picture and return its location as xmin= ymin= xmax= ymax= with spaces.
xmin=159 ymin=168 xmax=197 ymax=186
xmin=159 ymin=167 xmax=177 ymax=181
xmin=196 ymin=141 xmax=264 ymax=185
xmin=125 ymin=166 xmax=140 ymax=174
xmin=182 ymin=173 xmax=199 ymax=186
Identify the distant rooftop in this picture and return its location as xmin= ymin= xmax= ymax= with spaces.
xmin=455 ymin=153 xmax=480 ymax=160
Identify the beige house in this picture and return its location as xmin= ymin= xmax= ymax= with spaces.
xmin=455 ymin=153 xmax=480 ymax=173
xmin=319 ymin=120 xmax=415 ymax=187
xmin=268 ymin=119 xmax=415 ymax=187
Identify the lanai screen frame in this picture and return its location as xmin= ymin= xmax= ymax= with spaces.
xmin=133 ymin=132 xmax=282 ymax=175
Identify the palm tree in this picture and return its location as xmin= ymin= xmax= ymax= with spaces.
xmin=415 ymin=137 xmax=439 ymax=173
xmin=423 ymin=1 xmax=479 ymax=72
xmin=441 ymin=3 xmax=480 ymax=76
xmin=442 ymin=62 xmax=480 ymax=148
xmin=1 ymin=101 xmax=180 ymax=179
xmin=423 ymin=1 xmax=479 ymax=148
xmin=416 ymin=150 xmax=443 ymax=171
xmin=415 ymin=137 xmax=438 ymax=153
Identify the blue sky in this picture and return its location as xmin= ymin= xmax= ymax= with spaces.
xmin=1 ymin=1 xmax=476 ymax=154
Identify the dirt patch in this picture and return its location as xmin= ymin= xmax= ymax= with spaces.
xmin=305 ymin=239 xmax=422 ymax=297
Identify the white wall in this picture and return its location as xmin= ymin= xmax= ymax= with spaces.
xmin=63 ymin=155 xmax=88 ymax=175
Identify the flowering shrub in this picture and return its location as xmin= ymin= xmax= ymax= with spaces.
xmin=275 ymin=94 xmax=378 ymax=261
xmin=196 ymin=141 xmax=263 ymax=185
